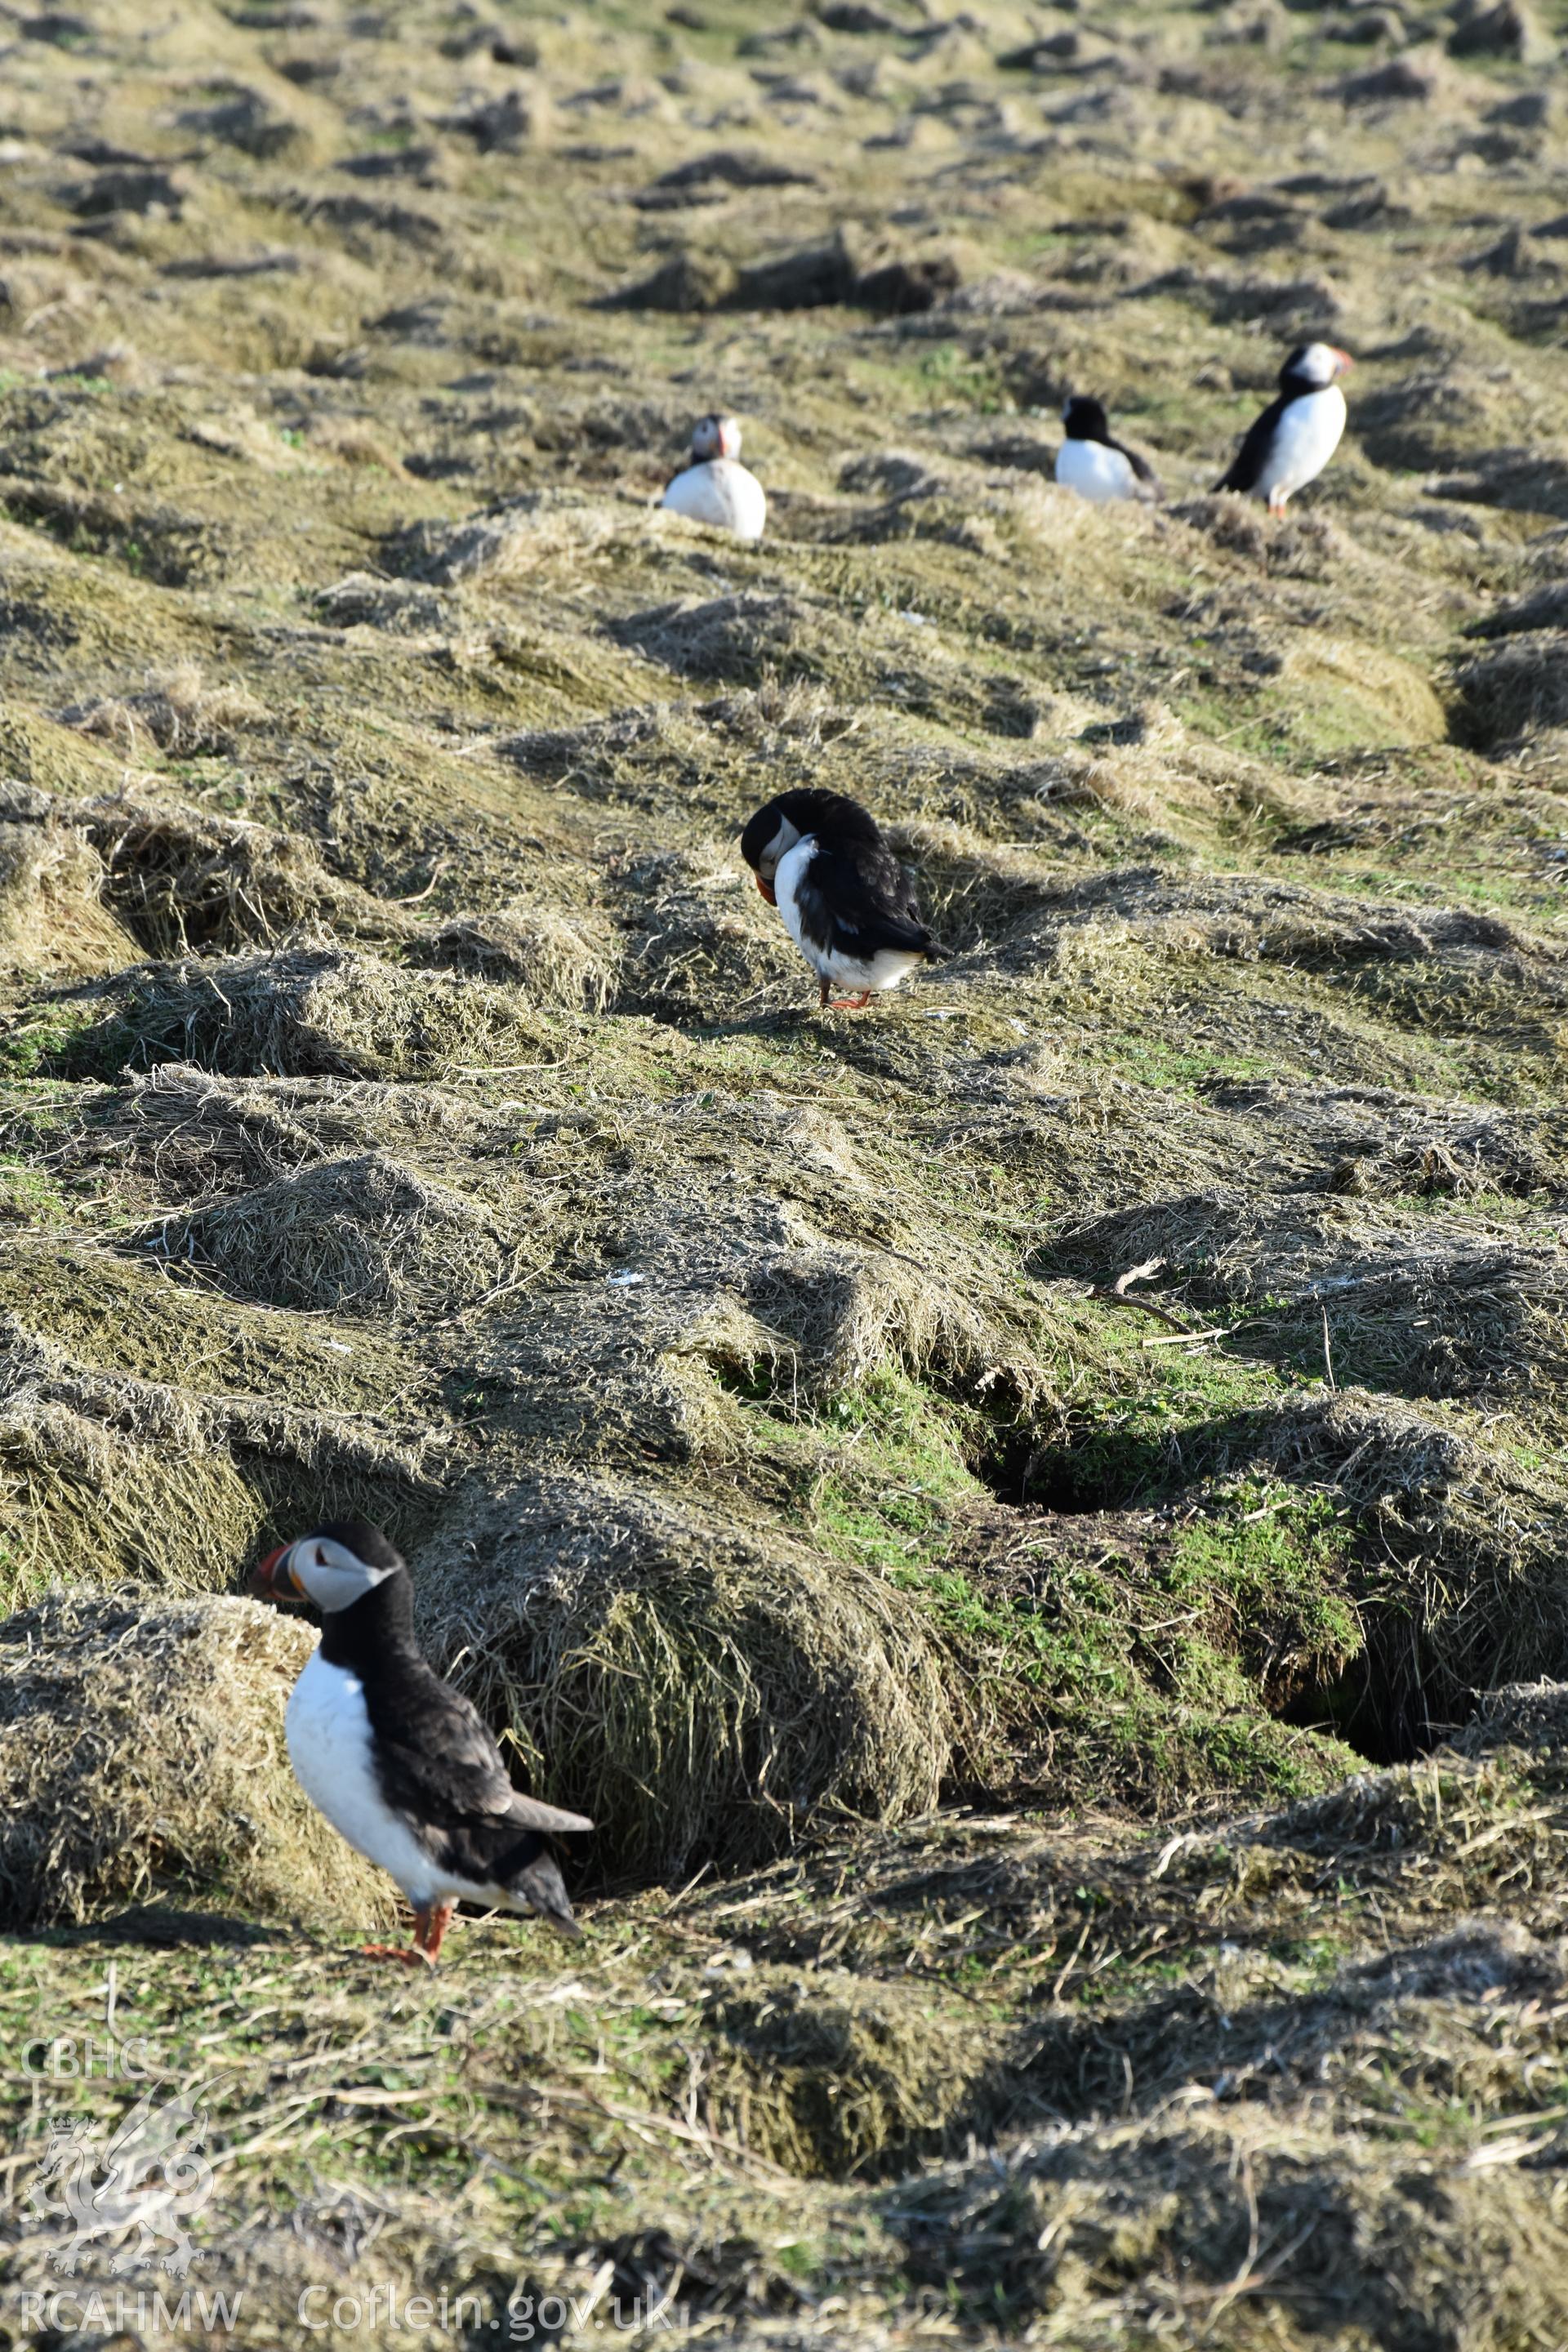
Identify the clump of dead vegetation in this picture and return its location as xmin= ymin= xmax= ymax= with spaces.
xmin=410 ymin=903 xmax=617 ymax=1009
xmin=607 ymin=848 xmax=803 ymax=1017
xmin=145 ymin=1151 xmax=519 ymax=1316
xmin=56 ymin=947 xmax=560 ymax=1080
xmin=703 ymin=1967 xmax=1014 ymax=2179
xmin=417 ymin=1469 xmax=958 ymax=1876
xmin=0 ymin=788 xmax=136 ymax=977
xmin=0 ymin=1303 xmax=436 ymax=1605
xmin=1451 ymin=630 xmax=1568 ymax=746
xmin=56 ymin=663 xmax=266 ymax=758
xmin=0 ymin=1589 xmax=393 ymax=1929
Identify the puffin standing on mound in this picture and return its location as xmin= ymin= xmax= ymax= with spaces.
xmin=253 ymin=1520 xmax=591 ymax=1966
xmin=740 ymin=787 xmax=947 ymax=1011
xmin=1056 ymin=396 xmax=1161 ymax=505
xmin=661 ymin=412 xmax=768 ymax=542
xmin=1215 ymin=342 xmax=1353 ymax=514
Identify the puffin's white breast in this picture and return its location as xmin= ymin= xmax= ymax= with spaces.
xmin=286 ymin=1650 xmax=448 ymax=1904
xmin=662 ymin=457 xmax=767 ymax=541
xmin=1256 ymin=383 xmax=1346 ymax=501
xmin=1056 ymin=438 xmax=1138 ymax=504
xmin=773 ymin=837 xmax=924 ymax=996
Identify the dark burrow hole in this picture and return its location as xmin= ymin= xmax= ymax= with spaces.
xmin=967 ymin=1428 xmax=1479 ymax=1771
xmin=1272 ymin=1664 xmax=1475 ymax=1769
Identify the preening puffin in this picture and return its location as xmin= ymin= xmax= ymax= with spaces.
xmin=1214 ymin=342 xmax=1353 ymax=514
xmin=253 ymin=1520 xmax=591 ymax=1966
xmin=1056 ymin=396 xmax=1161 ymax=505
xmin=740 ymin=787 xmax=947 ymax=1010
xmin=661 ymin=413 xmax=768 ymax=541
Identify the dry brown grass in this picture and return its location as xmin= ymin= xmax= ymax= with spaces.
xmin=416 ymin=1469 xmax=958 ymax=1878
xmin=0 ymin=1589 xmax=393 ymax=1930
xmin=0 ymin=797 xmax=136 ymax=977
xmin=77 ymin=792 xmax=381 ymax=956
xmin=411 ymin=903 xmax=617 ymax=1009
xmin=64 ymin=947 xmax=561 ymax=1080
xmin=145 ymin=1150 xmax=520 ymax=1316
xmin=1451 ymin=629 xmax=1568 ymax=746
xmin=57 ymin=663 xmax=266 ymax=757
xmin=893 ymin=2091 xmax=1568 ymax=2348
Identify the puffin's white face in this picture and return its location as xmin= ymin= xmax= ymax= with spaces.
xmin=1294 ymin=342 xmax=1352 ymax=388
xmin=691 ymin=413 xmax=742 ymax=461
xmin=257 ymin=1534 xmax=396 ymax=1615
xmin=751 ymin=813 xmax=801 ymax=901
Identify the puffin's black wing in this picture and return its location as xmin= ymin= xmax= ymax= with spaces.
xmin=1110 ymin=434 xmax=1161 ymax=497
xmin=797 ymin=835 xmax=942 ymax=960
xmin=1215 ymin=393 xmax=1287 ymax=493
xmin=368 ymin=1664 xmax=592 ymax=1838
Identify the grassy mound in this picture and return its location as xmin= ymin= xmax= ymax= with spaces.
xmin=410 ymin=905 xmax=617 ymax=1009
xmin=146 ymin=1151 xmax=518 ymax=1316
xmin=77 ymin=791 xmax=382 ymax=957
xmin=0 ymin=780 xmax=146 ymax=979
xmin=893 ymin=2087 xmax=1568 ymax=2346
xmin=703 ymin=1968 xmax=1014 ymax=2180
xmin=56 ymin=947 xmax=559 ymax=1080
xmin=417 ymin=1470 xmax=957 ymax=1877
xmin=608 ymin=849 xmax=801 ymax=1018
xmin=0 ymin=1300 xmax=435 ymax=1607
xmin=1451 ymin=630 xmax=1568 ymax=746
xmin=0 ymin=1590 xmax=392 ymax=1931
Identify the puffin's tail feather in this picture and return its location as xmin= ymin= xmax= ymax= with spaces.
xmin=923 ymin=938 xmax=952 ymax=962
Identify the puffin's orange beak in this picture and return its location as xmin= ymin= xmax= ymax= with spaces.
xmin=253 ymin=1543 xmax=301 ymax=1599
xmin=755 ymin=875 xmax=777 ymax=906
xmin=1332 ymin=347 xmax=1354 ymax=373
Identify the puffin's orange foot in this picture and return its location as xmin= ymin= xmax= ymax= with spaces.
xmin=829 ymin=991 xmax=874 ymax=1010
xmin=360 ymin=1900 xmax=454 ymax=1969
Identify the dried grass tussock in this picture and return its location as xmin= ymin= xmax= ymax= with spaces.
xmin=0 ymin=795 xmax=136 ymax=976
xmin=0 ymin=1590 xmax=392 ymax=1930
xmin=61 ymin=947 xmax=559 ymax=1080
xmin=417 ymin=1471 xmax=956 ymax=1877
xmin=57 ymin=662 xmax=266 ymax=758
xmin=411 ymin=902 xmax=617 ymax=1009
xmin=148 ymin=1150 xmax=519 ymax=1316
xmin=0 ymin=1303 xmax=439 ymax=1603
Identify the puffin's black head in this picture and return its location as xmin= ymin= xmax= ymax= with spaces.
xmin=740 ymin=790 xmax=880 ymax=905
xmin=253 ymin=1519 xmax=406 ymax=1614
xmin=689 ymin=412 xmax=741 ymax=461
xmin=1280 ymin=341 xmax=1352 ymax=392
xmin=1062 ymin=395 xmax=1111 ymax=442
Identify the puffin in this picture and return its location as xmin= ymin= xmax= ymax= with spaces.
xmin=1214 ymin=342 xmax=1353 ymax=514
xmin=661 ymin=412 xmax=767 ymax=542
xmin=253 ymin=1519 xmax=591 ymax=1966
xmin=1055 ymin=396 xmax=1161 ymax=505
xmin=740 ymin=787 xmax=947 ymax=1010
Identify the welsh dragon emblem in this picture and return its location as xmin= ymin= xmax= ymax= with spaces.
xmin=24 ymin=2086 xmax=213 ymax=2278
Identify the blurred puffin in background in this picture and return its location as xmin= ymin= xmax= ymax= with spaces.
xmin=662 ymin=412 xmax=768 ymax=541
xmin=741 ymin=787 xmax=947 ymax=1010
xmin=1056 ymin=395 xmax=1161 ymax=505
xmin=1216 ymin=342 xmax=1353 ymax=513
xmin=254 ymin=1520 xmax=591 ymax=1966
